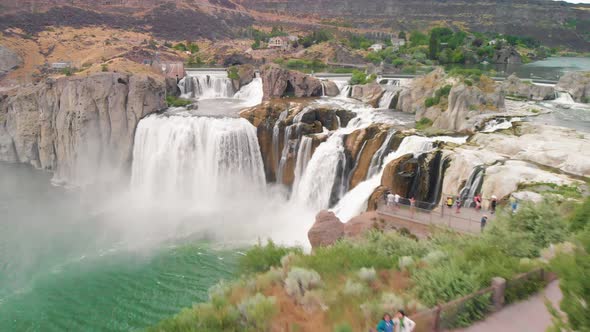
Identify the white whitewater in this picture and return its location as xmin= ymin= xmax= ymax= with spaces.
xmin=459 ymin=165 xmax=485 ymax=207
xmin=366 ymin=130 xmax=396 ymax=178
xmin=292 ymin=136 xmax=313 ymax=194
xmin=332 ymin=135 xmax=467 ymax=222
xmin=131 ymin=115 xmax=266 ymax=203
xmin=179 ymin=72 xmax=234 ymax=99
xmin=378 ymin=89 xmax=397 ymax=109
xmin=233 ymin=77 xmax=263 ymax=107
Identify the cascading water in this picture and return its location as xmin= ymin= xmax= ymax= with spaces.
xmin=131 ymin=115 xmax=266 ymax=202
xmin=378 ymin=89 xmax=398 ymax=109
xmin=233 ymin=77 xmax=264 ymax=107
xmin=366 ymin=130 xmax=396 ymax=178
xmin=459 ymin=165 xmax=485 ymax=207
xmin=179 ymin=72 xmax=234 ymax=99
xmin=292 ymin=136 xmax=313 ymax=194
xmin=332 ymin=136 xmax=467 ymax=222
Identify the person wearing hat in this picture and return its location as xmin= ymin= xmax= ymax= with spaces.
xmin=481 ymin=215 xmax=488 ymax=232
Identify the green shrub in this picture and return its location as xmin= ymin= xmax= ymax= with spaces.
xmin=569 ymin=196 xmax=590 ymax=232
xmin=238 ymin=293 xmax=278 ymax=331
xmin=425 ymin=97 xmax=437 ymax=108
xmin=101 ymin=64 xmax=108 ymax=72
xmin=415 ymin=117 xmax=433 ymax=130
xmin=349 ymin=70 xmax=369 ymax=85
xmin=504 ymin=274 xmax=545 ymax=304
xmin=227 ymin=66 xmax=239 ymax=80
xmin=239 ymin=240 xmax=302 ymax=275
xmin=284 ymin=267 xmax=322 ymax=302
xmin=506 ymin=201 xmax=567 ymax=253
xmin=435 ymin=84 xmax=453 ymax=98
xmin=464 ymin=79 xmax=473 ymax=87
xmin=166 ymin=96 xmax=192 ymax=107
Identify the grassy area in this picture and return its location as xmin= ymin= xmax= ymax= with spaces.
xmin=166 ymin=95 xmax=192 ymax=108
xmin=415 ymin=117 xmax=434 ymax=130
xmin=149 ymin=198 xmax=583 ymax=332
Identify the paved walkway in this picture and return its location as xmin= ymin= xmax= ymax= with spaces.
xmin=452 ymin=281 xmax=562 ymax=332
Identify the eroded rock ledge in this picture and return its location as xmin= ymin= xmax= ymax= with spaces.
xmin=0 ymin=72 xmax=166 ymax=186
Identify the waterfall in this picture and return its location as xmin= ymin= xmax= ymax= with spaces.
xmin=292 ymin=136 xmax=313 ymax=194
xmin=272 ymin=110 xmax=289 ymax=177
xmin=332 ymin=135 xmax=467 ymax=222
xmin=179 ymin=72 xmax=234 ymax=99
xmin=233 ymin=77 xmax=263 ymax=107
xmin=337 ymin=84 xmax=351 ymax=99
xmin=378 ymin=90 xmax=397 ymax=109
xmin=554 ymin=92 xmax=576 ymax=105
xmin=366 ymin=130 xmax=396 ymax=178
xmin=293 ymin=134 xmax=347 ymax=211
xmin=458 ymin=165 xmax=485 ymax=207
xmin=277 ymin=124 xmax=297 ymax=183
xmin=321 ymin=81 xmax=326 ymax=96
xmin=131 ymin=114 xmax=266 ymax=202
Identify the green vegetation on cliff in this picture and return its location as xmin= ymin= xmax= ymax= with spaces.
xmin=149 ymin=198 xmax=587 ymax=331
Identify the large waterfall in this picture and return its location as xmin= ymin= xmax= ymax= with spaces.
xmin=131 ymin=115 xmax=266 ymax=202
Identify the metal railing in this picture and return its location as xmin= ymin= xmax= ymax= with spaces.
xmin=376 ymin=198 xmax=493 ymax=234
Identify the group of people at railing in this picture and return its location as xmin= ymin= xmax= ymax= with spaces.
xmin=382 ymin=191 xmax=520 ymax=233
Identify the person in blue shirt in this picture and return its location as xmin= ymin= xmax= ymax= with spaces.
xmin=377 ymin=313 xmax=395 ymax=332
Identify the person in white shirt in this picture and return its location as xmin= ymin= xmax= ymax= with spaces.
xmin=394 ymin=310 xmax=415 ymax=332
xmin=394 ymin=193 xmax=401 ymax=208
xmin=387 ymin=193 xmax=395 ymax=210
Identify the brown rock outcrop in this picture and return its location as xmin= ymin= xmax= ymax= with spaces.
xmin=350 ymin=83 xmax=384 ymax=107
xmin=0 ymin=72 xmax=166 ymax=186
xmin=308 ymin=210 xmax=345 ymax=248
xmin=229 ymin=64 xmax=256 ymax=91
xmin=322 ymin=80 xmax=340 ymax=97
xmin=260 ymin=64 xmax=323 ymax=100
xmin=493 ymin=46 xmax=522 ymax=64
xmin=344 ymin=124 xmax=391 ymax=189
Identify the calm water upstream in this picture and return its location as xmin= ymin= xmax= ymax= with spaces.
xmin=0 ymin=164 xmax=237 ymax=331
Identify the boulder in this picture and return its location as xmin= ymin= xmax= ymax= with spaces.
xmin=323 ymin=80 xmax=340 ymax=97
xmin=493 ymin=46 xmax=522 ymax=64
xmin=395 ymin=67 xmax=447 ymax=114
xmin=308 ymin=210 xmax=345 ymax=248
xmin=0 ymin=45 xmax=22 ymax=76
xmin=556 ymin=71 xmax=590 ymax=103
xmin=230 ymin=64 xmax=256 ymax=91
xmin=344 ymin=124 xmax=392 ymax=189
xmin=350 ymin=83 xmax=384 ymax=107
xmin=502 ymin=74 xmax=555 ymax=101
xmin=260 ymin=64 xmax=322 ymax=99
xmin=344 ymin=213 xmax=378 ymax=238
xmin=0 ymin=73 xmax=166 ymax=186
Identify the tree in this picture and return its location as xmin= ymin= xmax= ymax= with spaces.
xmin=428 ymin=33 xmax=440 ymax=60
xmin=409 ymin=30 xmax=428 ymax=47
xmin=398 ymin=31 xmax=407 ymax=41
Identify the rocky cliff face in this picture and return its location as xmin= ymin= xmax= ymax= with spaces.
xmin=492 ymin=46 xmax=522 ymax=65
xmin=556 ymin=71 xmax=590 ymax=103
xmin=0 ymin=72 xmax=166 ymax=186
xmin=260 ymin=65 xmax=323 ymax=100
xmin=502 ymin=74 xmax=555 ymax=101
xmin=0 ymin=45 xmax=22 ymax=77
xmin=350 ymin=83 xmax=384 ymax=108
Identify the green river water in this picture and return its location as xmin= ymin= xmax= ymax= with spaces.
xmin=0 ymin=164 xmax=237 ymax=331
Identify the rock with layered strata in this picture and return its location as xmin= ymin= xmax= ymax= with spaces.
xmin=350 ymin=83 xmax=384 ymax=107
xmin=502 ymin=74 xmax=555 ymax=101
xmin=0 ymin=73 xmax=166 ymax=186
xmin=260 ymin=64 xmax=323 ymax=99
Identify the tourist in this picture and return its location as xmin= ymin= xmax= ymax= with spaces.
xmin=377 ymin=313 xmax=395 ymax=332
xmin=387 ymin=192 xmax=395 ymax=210
xmin=481 ymin=215 xmax=488 ymax=232
xmin=394 ymin=193 xmax=401 ymax=208
xmin=510 ymin=196 xmax=518 ymax=214
xmin=474 ymin=194 xmax=482 ymax=211
xmin=446 ymin=196 xmax=454 ymax=208
xmin=394 ymin=310 xmax=416 ymax=332
xmin=490 ymin=195 xmax=498 ymax=214
xmin=410 ymin=197 xmax=416 ymax=218
xmin=455 ymin=197 xmax=462 ymax=214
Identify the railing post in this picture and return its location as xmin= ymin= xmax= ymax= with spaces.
xmin=491 ymin=277 xmax=507 ymax=312
xmin=433 ymin=305 xmax=442 ymax=332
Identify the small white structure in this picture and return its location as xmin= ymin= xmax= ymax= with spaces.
xmin=287 ymin=35 xmax=299 ymax=42
xmin=368 ymin=43 xmax=385 ymax=52
xmin=50 ymin=61 xmax=72 ymax=70
xmin=390 ymin=37 xmax=406 ymax=51
xmin=268 ymin=36 xmax=291 ymax=49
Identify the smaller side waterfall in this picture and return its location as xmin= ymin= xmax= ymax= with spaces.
xmin=459 ymin=165 xmax=485 ymax=207
xmin=179 ymin=73 xmax=234 ymax=99
xmin=233 ymin=77 xmax=263 ymax=106
xmin=292 ymin=136 xmax=313 ymax=193
xmin=366 ymin=130 xmax=396 ymax=178
xmin=378 ymin=90 xmax=398 ymax=109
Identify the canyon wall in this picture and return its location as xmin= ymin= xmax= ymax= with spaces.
xmin=0 ymin=72 xmax=166 ymax=186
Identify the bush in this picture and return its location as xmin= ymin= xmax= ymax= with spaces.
xmin=425 ymin=97 xmax=437 ymax=108
xmin=101 ymin=64 xmax=108 ymax=72
xmin=357 ymin=267 xmax=377 ymax=283
xmin=227 ymin=66 xmax=239 ymax=80
xmin=506 ymin=201 xmax=567 ymax=253
xmin=238 ymin=293 xmax=278 ymax=331
xmin=415 ymin=117 xmax=433 ymax=130
xmin=343 ymin=279 xmax=366 ymax=296
xmin=239 ymin=240 xmax=302 ymax=275
xmin=284 ymin=267 xmax=322 ymax=301
xmin=333 ymin=323 xmax=353 ymax=332
xmin=350 ymin=70 xmax=369 ymax=85
xmin=166 ymin=96 xmax=192 ymax=108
